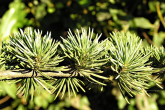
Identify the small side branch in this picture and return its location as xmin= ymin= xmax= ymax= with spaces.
xmin=0 ymin=70 xmax=72 ymax=79
xmin=156 ymin=1 xmax=165 ymax=28
xmin=0 ymin=95 xmax=10 ymax=104
xmin=142 ymin=32 xmax=153 ymax=45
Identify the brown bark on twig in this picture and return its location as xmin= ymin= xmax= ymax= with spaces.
xmin=0 ymin=70 xmax=72 ymax=79
xmin=0 ymin=96 xmax=10 ymax=105
xmin=156 ymin=0 xmax=165 ymax=28
xmin=142 ymin=32 xmax=153 ymax=45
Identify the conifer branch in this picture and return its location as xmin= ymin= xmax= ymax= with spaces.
xmin=0 ymin=27 xmax=164 ymax=102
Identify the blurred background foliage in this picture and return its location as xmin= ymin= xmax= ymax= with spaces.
xmin=0 ymin=0 xmax=165 ymax=110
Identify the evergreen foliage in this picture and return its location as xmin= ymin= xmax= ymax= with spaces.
xmin=106 ymin=32 xmax=160 ymax=103
xmin=9 ymin=28 xmax=65 ymax=73
xmin=60 ymin=28 xmax=108 ymax=85
xmin=0 ymin=27 xmax=164 ymax=103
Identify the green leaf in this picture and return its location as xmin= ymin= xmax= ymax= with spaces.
xmin=80 ymin=96 xmax=90 ymax=105
xmin=148 ymin=1 xmax=157 ymax=12
xmin=132 ymin=17 xmax=154 ymax=29
xmin=153 ymin=32 xmax=165 ymax=47
xmin=118 ymin=93 xmax=127 ymax=109
xmin=2 ymin=81 xmax=17 ymax=99
xmin=34 ymin=4 xmax=47 ymax=20
xmin=0 ymin=0 xmax=28 ymax=42
xmin=34 ymin=95 xmax=49 ymax=108
xmin=96 ymin=12 xmax=111 ymax=21
xmin=17 ymin=104 xmax=27 ymax=110
xmin=55 ymin=2 xmax=64 ymax=9
xmin=76 ymin=0 xmax=91 ymax=7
